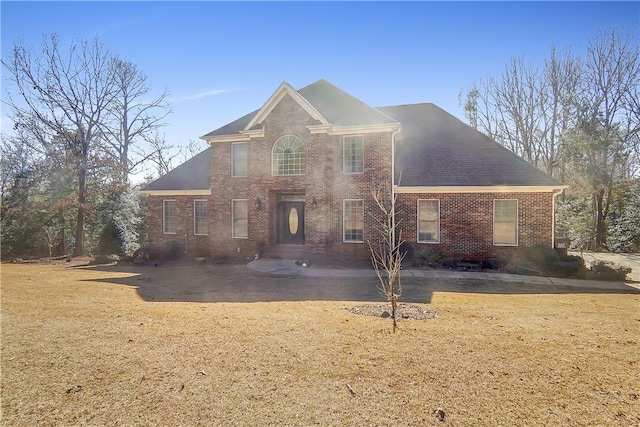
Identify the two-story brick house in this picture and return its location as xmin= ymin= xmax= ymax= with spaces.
xmin=141 ymin=79 xmax=566 ymax=262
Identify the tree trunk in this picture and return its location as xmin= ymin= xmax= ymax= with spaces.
xmin=391 ymin=293 xmax=398 ymax=334
xmin=73 ymin=167 xmax=87 ymax=257
xmin=594 ymin=189 xmax=607 ymax=250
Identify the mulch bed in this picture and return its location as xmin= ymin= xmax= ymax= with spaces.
xmin=349 ymin=303 xmax=438 ymax=320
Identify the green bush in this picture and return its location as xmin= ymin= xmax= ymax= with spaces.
xmin=553 ymin=255 xmax=586 ymax=278
xmin=590 ymin=261 xmax=632 ymax=281
xmin=161 ymin=240 xmax=184 ymax=261
xmin=507 ymin=245 xmax=586 ymax=278
xmin=97 ymin=221 xmax=123 ymax=256
xmin=524 ymin=244 xmax=560 ymax=267
xmin=420 ymin=249 xmax=445 ymax=267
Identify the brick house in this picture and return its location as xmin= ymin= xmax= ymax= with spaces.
xmin=141 ymin=79 xmax=566 ymax=262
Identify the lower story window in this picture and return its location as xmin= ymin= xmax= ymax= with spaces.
xmin=163 ymin=200 xmax=176 ymax=234
xmin=232 ymin=199 xmax=248 ymax=238
xmin=343 ymin=199 xmax=364 ymax=242
xmin=418 ymin=199 xmax=439 ymax=243
xmin=194 ymin=200 xmax=208 ymax=235
xmin=494 ymin=199 xmax=518 ymax=245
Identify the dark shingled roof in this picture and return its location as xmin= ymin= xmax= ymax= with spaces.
xmin=145 ymin=81 xmax=562 ymax=192
xmin=297 ymin=79 xmax=395 ymax=126
xmin=203 ymin=79 xmax=395 ymax=138
xmin=377 ymin=103 xmax=562 ymax=187
xmin=202 ymin=109 xmax=258 ymax=138
xmin=140 ymin=147 xmax=211 ymax=191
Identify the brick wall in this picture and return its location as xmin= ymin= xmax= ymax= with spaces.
xmin=208 ymin=94 xmax=392 ymax=260
xmin=146 ymin=94 xmax=556 ymax=263
xmin=147 ymin=196 xmax=211 ymax=259
xmin=396 ymin=192 xmax=554 ymax=260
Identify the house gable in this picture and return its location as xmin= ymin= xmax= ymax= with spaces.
xmin=201 ymin=80 xmax=400 ymax=143
xmin=244 ymin=82 xmax=329 ymax=131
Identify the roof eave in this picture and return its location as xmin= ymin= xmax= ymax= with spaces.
xmin=395 ymin=185 xmax=568 ymax=194
xmin=139 ymin=189 xmax=212 ymax=196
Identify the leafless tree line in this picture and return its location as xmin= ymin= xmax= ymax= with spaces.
xmin=2 ymin=34 xmax=171 ymax=256
xmin=461 ymin=27 xmax=640 ymax=249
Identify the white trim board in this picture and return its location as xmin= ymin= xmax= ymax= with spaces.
xmin=395 ymin=185 xmax=568 ymax=194
xmin=140 ymin=189 xmax=211 ymax=196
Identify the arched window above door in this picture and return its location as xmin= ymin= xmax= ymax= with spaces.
xmin=272 ymin=134 xmax=305 ymax=175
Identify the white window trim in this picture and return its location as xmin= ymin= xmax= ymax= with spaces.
xmin=193 ymin=199 xmax=208 ymax=236
xmin=163 ymin=199 xmax=177 ymax=235
xmin=231 ymin=199 xmax=248 ymax=239
xmin=493 ymin=199 xmax=519 ymax=246
xmin=343 ymin=199 xmax=364 ymax=243
xmin=417 ymin=199 xmax=440 ymax=244
xmin=343 ymin=135 xmax=364 ymax=175
xmin=231 ymin=142 xmax=248 ymax=177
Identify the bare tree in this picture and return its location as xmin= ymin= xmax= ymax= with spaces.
xmin=564 ymin=28 xmax=640 ymax=249
xmin=145 ymin=132 xmax=182 ymax=177
xmin=461 ymin=51 xmax=581 ymax=178
xmin=368 ymin=183 xmax=405 ymax=333
xmin=3 ymin=34 xmax=119 ymax=256
xmin=99 ymin=59 xmax=171 ymax=182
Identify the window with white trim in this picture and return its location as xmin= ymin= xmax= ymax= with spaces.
xmin=272 ymin=134 xmax=305 ymax=175
xmin=163 ymin=200 xmax=176 ymax=234
xmin=232 ymin=199 xmax=248 ymax=239
xmin=194 ymin=200 xmax=208 ymax=235
xmin=343 ymin=199 xmax=364 ymax=243
xmin=418 ymin=199 xmax=439 ymax=243
xmin=343 ymin=135 xmax=364 ymax=174
xmin=232 ymin=143 xmax=247 ymax=177
xmin=494 ymin=199 xmax=518 ymax=246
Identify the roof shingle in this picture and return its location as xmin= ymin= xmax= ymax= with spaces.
xmin=140 ymin=147 xmax=211 ymax=192
xmin=144 ymin=80 xmax=562 ymax=193
xmin=378 ymin=103 xmax=562 ymax=187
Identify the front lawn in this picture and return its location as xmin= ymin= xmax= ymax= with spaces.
xmin=1 ymin=263 xmax=638 ymax=426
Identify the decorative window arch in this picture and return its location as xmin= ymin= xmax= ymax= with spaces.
xmin=272 ymin=134 xmax=305 ymax=175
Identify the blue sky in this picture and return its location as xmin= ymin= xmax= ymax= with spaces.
xmin=2 ymin=1 xmax=639 ymax=162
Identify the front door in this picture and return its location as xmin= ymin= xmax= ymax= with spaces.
xmin=277 ymin=201 xmax=305 ymax=245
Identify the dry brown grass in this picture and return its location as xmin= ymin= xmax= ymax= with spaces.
xmin=1 ymin=263 xmax=639 ymax=426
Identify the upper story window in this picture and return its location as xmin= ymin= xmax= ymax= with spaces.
xmin=343 ymin=135 xmax=364 ymax=174
xmin=494 ymin=199 xmax=518 ymax=246
xmin=272 ymin=134 xmax=305 ymax=176
xmin=163 ymin=200 xmax=176 ymax=234
xmin=232 ymin=143 xmax=248 ymax=177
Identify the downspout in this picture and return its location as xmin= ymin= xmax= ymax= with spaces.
xmin=391 ymin=126 xmax=402 ymax=249
xmin=551 ymin=187 xmax=565 ymax=247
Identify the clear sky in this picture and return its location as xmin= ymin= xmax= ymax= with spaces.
xmin=2 ymin=1 xmax=639 ymax=159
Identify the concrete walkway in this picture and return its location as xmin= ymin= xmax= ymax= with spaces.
xmin=247 ymin=258 xmax=640 ymax=292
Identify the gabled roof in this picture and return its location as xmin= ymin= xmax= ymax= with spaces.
xmin=202 ymin=110 xmax=257 ymax=138
xmin=378 ymin=103 xmax=563 ymax=188
xmin=244 ymin=82 xmax=328 ymax=130
xmin=143 ymin=80 xmax=563 ymax=194
xmin=202 ymin=79 xmax=396 ymax=139
xmin=297 ymin=79 xmax=395 ymax=126
xmin=139 ymin=147 xmax=211 ymax=193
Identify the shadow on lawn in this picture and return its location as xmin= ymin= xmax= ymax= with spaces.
xmin=79 ymin=261 xmax=640 ymax=304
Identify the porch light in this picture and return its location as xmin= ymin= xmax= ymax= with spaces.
xmin=255 ymin=198 xmax=262 ymax=210
xmin=311 ymin=197 xmax=318 ymax=208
